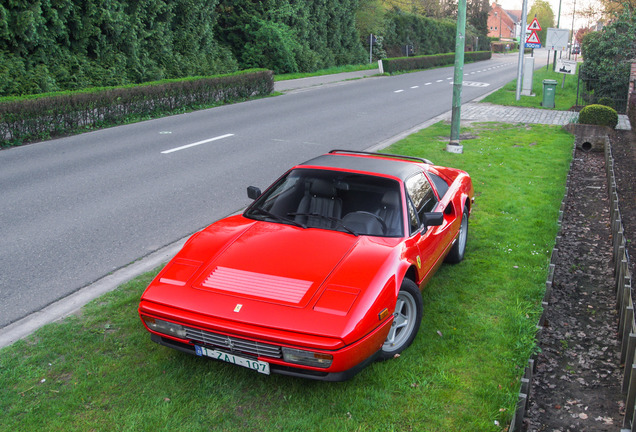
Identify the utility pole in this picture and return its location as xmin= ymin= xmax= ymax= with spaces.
xmin=515 ymin=0 xmax=529 ymax=100
xmin=495 ymin=11 xmax=502 ymax=38
xmin=569 ymin=0 xmax=577 ymax=60
xmin=553 ymin=0 xmax=563 ymax=70
xmin=448 ymin=0 xmax=467 ymax=153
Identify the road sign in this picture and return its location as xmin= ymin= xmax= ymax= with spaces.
xmin=525 ymin=29 xmax=541 ymax=48
xmin=546 ymin=28 xmax=570 ymax=50
xmin=555 ymin=59 xmax=577 ymax=75
xmin=526 ymin=32 xmax=541 ymax=44
xmin=528 ymin=18 xmax=542 ymax=31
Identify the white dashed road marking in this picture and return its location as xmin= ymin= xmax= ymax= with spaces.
xmin=161 ymin=133 xmax=235 ymax=154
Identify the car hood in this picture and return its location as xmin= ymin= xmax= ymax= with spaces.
xmin=142 ymin=216 xmax=401 ymax=344
xmin=203 ymin=220 xmax=358 ymax=303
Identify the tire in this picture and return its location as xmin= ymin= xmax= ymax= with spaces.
xmin=445 ymin=206 xmax=469 ymax=264
xmin=380 ymin=279 xmax=423 ymax=360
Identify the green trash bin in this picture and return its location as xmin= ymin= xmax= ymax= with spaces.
xmin=542 ymin=79 xmax=557 ymax=108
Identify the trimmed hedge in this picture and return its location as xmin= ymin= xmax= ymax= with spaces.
xmin=491 ymin=42 xmax=517 ymax=52
xmin=578 ymin=104 xmax=619 ymax=129
xmin=0 ymin=69 xmax=273 ymax=148
xmin=0 ymin=0 xmax=239 ymax=97
xmin=216 ymin=0 xmax=365 ymax=73
xmin=382 ymin=11 xmax=457 ymax=58
xmin=381 ymin=51 xmax=492 ymax=74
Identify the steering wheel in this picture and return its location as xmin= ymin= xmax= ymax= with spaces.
xmin=349 ymin=211 xmax=387 ymax=234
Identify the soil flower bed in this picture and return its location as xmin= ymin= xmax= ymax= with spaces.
xmin=523 ymin=129 xmax=636 ymax=431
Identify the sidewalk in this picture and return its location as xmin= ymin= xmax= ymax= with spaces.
xmin=455 ymin=102 xmax=632 ymax=130
xmin=274 ymin=68 xmax=381 ymax=92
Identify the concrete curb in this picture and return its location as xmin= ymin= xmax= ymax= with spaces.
xmin=0 ymin=237 xmax=186 ymax=348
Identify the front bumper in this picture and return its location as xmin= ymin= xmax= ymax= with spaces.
xmin=150 ymin=333 xmax=381 ymax=381
xmin=140 ymin=311 xmax=392 ymax=381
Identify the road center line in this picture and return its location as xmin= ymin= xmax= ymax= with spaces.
xmin=161 ymin=134 xmax=235 ymax=154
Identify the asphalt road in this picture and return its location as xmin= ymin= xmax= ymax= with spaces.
xmin=0 ymin=51 xmax=547 ymax=330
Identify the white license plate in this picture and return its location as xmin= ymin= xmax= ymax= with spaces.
xmin=195 ymin=345 xmax=270 ymax=375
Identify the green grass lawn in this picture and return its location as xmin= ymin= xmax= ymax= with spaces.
xmin=482 ymin=63 xmax=580 ymax=110
xmin=0 ymin=122 xmax=574 ymax=431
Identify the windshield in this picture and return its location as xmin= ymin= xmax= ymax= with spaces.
xmin=245 ymin=168 xmax=404 ymax=237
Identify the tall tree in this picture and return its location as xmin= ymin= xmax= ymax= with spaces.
xmin=0 ymin=0 xmax=237 ymax=95
xmin=528 ymin=0 xmax=555 ymax=47
xmin=597 ymin=0 xmax=636 ymax=17
xmin=379 ymin=0 xmax=449 ymax=18
xmin=576 ymin=4 xmax=604 ymax=29
xmin=215 ymin=0 xmax=365 ymax=73
xmin=575 ymin=26 xmax=594 ymax=44
xmin=467 ymin=0 xmax=489 ymax=49
xmin=357 ymin=0 xmax=386 ymax=37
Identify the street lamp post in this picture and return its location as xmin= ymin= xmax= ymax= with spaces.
xmin=569 ymin=0 xmax=577 ymax=60
xmin=553 ymin=0 xmax=563 ymax=70
xmin=448 ymin=0 xmax=467 ymax=153
xmin=495 ymin=11 xmax=502 ymax=38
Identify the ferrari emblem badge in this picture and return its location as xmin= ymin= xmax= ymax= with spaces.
xmin=416 ymin=256 xmax=421 ymax=269
xmin=234 ymin=304 xmax=243 ymax=312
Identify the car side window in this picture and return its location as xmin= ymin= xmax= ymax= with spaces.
xmin=427 ymin=172 xmax=449 ymax=199
xmin=407 ymin=197 xmax=419 ymax=234
xmin=405 ymin=172 xmax=437 ymax=233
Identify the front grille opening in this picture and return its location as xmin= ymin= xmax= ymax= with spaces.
xmin=185 ymin=327 xmax=282 ymax=359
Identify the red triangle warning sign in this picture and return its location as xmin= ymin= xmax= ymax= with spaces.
xmin=526 ymin=31 xmax=541 ymax=44
xmin=528 ymin=18 xmax=542 ymax=31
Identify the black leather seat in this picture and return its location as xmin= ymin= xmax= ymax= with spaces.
xmin=294 ymin=179 xmax=342 ymax=228
xmin=376 ymin=190 xmax=401 ymax=236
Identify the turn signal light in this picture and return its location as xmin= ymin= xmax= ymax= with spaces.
xmin=378 ymin=308 xmax=390 ymax=321
xmin=282 ymin=347 xmax=333 ymax=368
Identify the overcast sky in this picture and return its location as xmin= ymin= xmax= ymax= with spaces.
xmin=496 ymin=0 xmax=601 ymax=30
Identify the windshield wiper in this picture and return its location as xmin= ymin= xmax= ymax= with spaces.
xmin=287 ymin=212 xmax=358 ymax=236
xmin=249 ymin=207 xmax=306 ymax=228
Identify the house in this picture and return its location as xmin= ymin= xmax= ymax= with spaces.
xmin=488 ymin=3 xmax=522 ymax=40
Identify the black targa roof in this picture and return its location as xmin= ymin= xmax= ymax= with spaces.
xmin=299 ymin=153 xmax=425 ymax=181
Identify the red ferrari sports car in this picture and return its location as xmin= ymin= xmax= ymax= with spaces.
xmin=139 ymin=150 xmax=474 ymax=381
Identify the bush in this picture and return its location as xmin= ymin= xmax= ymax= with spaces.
xmin=0 ymin=0 xmax=239 ymax=97
xmin=628 ymin=92 xmax=636 ymax=129
xmin=216 ymin=0 xmax=365 ymax=74
xmin=382 ymin=11 xmax=457 ymax=57
xmin=381 ymin=51 xmax=492 ymax=74
xmin=597 ymin=97 xmax=615 ymax=109
xmin=491 ymin=42 xmax=517 ymax=53
xmin=580 ymin=10 xmax=635 ymax=112
xmin=578 ymin=104 xmax=619 ymax=128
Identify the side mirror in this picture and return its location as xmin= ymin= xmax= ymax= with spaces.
xmin=422 ymin=212 xmax=443 ymax=227
xmin=247 ymin=186 xmax=261 ymax=200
